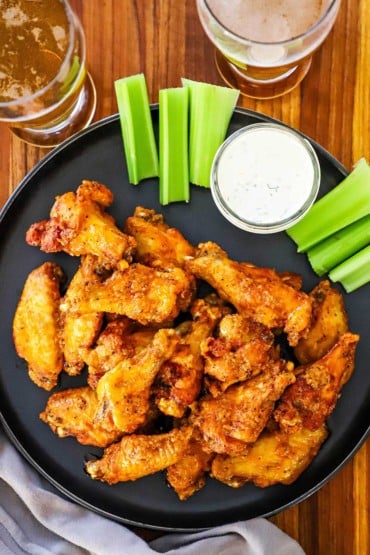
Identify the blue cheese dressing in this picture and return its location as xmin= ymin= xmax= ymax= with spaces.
xmin=211 ymin=123 xmax=320 ymax=233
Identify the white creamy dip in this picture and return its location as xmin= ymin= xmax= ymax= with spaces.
xmin=211 ymin=123 xmax=320 ymax=233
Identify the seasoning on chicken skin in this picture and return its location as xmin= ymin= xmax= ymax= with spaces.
xmin=25 ymin=180 xmax=136 ymax=264
xmin=167 ymin=429 xmax=214 ymax=500
xmin=95 ymin=328 xmax=179 ymax=433
xmin=124 ymin=206 xmax=195 ymax=268
xmin=201 ymin=313 xmax=276 ymax=394
xmin=294 ymin=280 xmax=349 ymax=365
xmin=193 ymin=360 xmax=295 ymax=455
xmin=211 ymin=424 xmax=328 ymax=488
xmin=40 ymin=386 xmax=123 ymax=447
xmin=60 ymin=255 xmax=104 ymax=375
xmin=153 ymin=295 xmax=231 ymax=417
xmin=84 ymin=317 xmax=156 ymax=389
xmin=185 ymin=242 xmax=312 ymax=346
xmin=86 ymin=426 xmax=192 ymax=484
xmin=274 ymin=332 xmax=359 ymax=433
xmin=67 ymin=263 xmax=196 ymax=326
xmin=13 ymin=262 xmax=64 ymax=390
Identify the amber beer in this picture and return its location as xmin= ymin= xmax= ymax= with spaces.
xmin=197 ymin=0 xmax=341 ymax=98
xmin=0 ymin=0 xmax=96 ymax=146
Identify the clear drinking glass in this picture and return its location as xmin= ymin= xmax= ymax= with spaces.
xmin=0 ymin=0 xmax=96 ymax=147
xmin=196 ymin=0 xmax=341 ymax=99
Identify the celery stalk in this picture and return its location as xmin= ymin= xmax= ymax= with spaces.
xmin=329 ymin=245 xmax=370 ymax=292
xmin=287 ymin=158 xmax=370 ymax=252
xmin=307 ymin=214 xmax=370 ymax=276
xmin=115 ymin=74 xmax=159 ymax=184
xmin=159 ymin=87 xmax=189 ymax=205
xmin=182 ymin=78 xmax=239 ymax=187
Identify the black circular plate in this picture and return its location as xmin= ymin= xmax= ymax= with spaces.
xmin=1 ymin=108 xmax=369 ymax=531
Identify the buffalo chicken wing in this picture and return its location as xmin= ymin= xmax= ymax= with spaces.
xmin=40 ymin=386 xmax=122 ymax=447
xmin=95 ymin=329 xmax=179 ymax=433
xmin=212 ymin=424 xmax=328 ymax=488
xmin=193 ymin=360 xmax=295 ymax=455
xmin=13 ymin=262 xmax=64 ymax=390
xmin=294 ymin=280 xmax=349 ymax=364
xmin=186 ymin=242 xmax=312 ymax=346
xmin=26 ymin=181 xmax=136 ymax=264
xmin=274 ymin=332 xmax=359 ymax=433
xmin=201 ymin=313 xmax=276 ymax=394
xmin=153 ymin=295 xmax=230 ymax=417
xmin=124 ymin=206 xmax=195 ymax=268
xmin=68 ymin=263 xmax=195 ymax=326
xmin=86 ymin=426 xmax=192 ymax=484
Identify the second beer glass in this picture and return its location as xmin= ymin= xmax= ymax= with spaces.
xmin=196 ymin=0 xmax=341 ymax=98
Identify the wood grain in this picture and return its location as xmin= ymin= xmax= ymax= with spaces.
xmin=0 ymin=1 xmax=369 ymax=553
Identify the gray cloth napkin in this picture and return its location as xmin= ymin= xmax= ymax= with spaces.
xmin=0 ymin=431 xmax=305 ymax=555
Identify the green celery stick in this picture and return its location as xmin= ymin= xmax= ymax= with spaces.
xmin=115 ymin=74 xmax=159 ymax=184
xmin=287 ymin=158 xmax=370 ymax=252
xmin=307 ymin=214 xmax=370 ymax=276
xmin=182 ymin=78 xmax=239 ymax=187
xmin=159 ymin=87 xmax=189 ymax=205
xmin=329 ymin=244 xmax=370 ymax=292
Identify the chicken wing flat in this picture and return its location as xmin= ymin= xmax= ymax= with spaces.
xmin=25 ymin=181 xmax=136 ymax=264
xmin=40 ymin=386 xmax=122 ymax=447
xmin=153 ymin=295 xmax=230 ymax=417
xmin=194 ymin=360 xmax=295 ymax=455
xmin=294 ymin=280 xmax=349 ymax=364
xmin=84 ymin=318 xmax=156 ymax=388
xmin=60 ymin=255 xmax=103 ymax=375
xmin=69 ymin=263 xmax=195 ymax=326
xmin=186 ymin=242 xmax=312 ymax=346
xmin=95 ymin=328 xmax=179 ymax=433
xmin=274 ymin=332 xmax=359 ymax=433
xmin=211 ymin=424 xmax=328 ymax=488
xmin=85 ymin=426 xmax=192 ymax=484
xmin=167 ymin=430 xmax=214 ymax=500
xmin=124 ymin=206 xmax=195 ymax=268
xmin=13 ymin=262 xmax=64 ymax=390
xmin=201 ymin=313 xmax=276 ymax=393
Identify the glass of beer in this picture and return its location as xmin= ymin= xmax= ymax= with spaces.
xmin=0 ymin=0 xmax=96 ymax=147
xmin=196 ymin=0 xmax=341 ymax=99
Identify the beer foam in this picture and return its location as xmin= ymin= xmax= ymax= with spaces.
xmin=53 ymin=26 xmax=67 ymax=51
xmin=208 ymin=0 xmax=330 ymax=42
xmin=3 ymin=6 xmax=28 ymax=27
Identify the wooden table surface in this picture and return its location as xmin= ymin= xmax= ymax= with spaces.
xmin=1 ymin=1 xmax=369 ymax=553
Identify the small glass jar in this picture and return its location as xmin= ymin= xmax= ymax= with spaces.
xmin=211 ymin=122 xmax=321 ymax=233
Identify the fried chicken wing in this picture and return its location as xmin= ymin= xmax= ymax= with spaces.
xmin=69 ymin=263 xmax=195 ymax=326
xmin=60 ymin=255 xmax=103 ymax=375
xmin=86 ymin=426 xmax=192 ymax=484
xmin=153 ymin=295 xmax=230 ymax=417
xmin=194 ymin=360 xmax=295 ymax=455
xmin=84 ymin=318 xmax=156 ymax=388
xmin=294 ymin=280 xmax=349 ymax=364
xmin=95 ymin=328 xmax=179 ymax=433
xmin=39 ymin=386 xmax=122 ymax=447
xmin=167 ymin=430 xmax=214 ymax=500
xmin=212 ymin=424 xmax=328 ymax=488
xmin=25 ymin=181 xmax=136 ymax=264
xmin=201 ymin=313 xmax=276 ymax=393
xmin=274 ymin=332 xmax=359 ymax=433
xmin=13 ymin=262 xmax=64 ymax=390
xmin=186 ymin=242 xmax=312 ymax=346
xmin=124 ymin=206 xmax=195 ymax=268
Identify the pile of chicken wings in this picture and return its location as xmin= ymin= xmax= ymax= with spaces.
xmin=13 ymin=180 xmax=359 ymax=500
